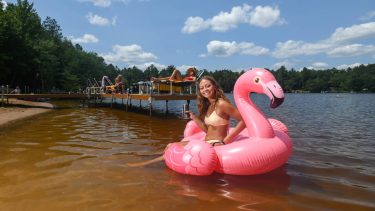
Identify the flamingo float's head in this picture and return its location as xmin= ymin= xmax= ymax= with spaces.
xmin=236 ymin=68 xmax=284 ymax=108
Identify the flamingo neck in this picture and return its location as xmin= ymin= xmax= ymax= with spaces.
xmin=234 ymin=83 xmax=275 ymax=139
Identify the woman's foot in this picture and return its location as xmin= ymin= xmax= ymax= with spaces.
xmin=151 ymin=77 xmax=161 ymax=82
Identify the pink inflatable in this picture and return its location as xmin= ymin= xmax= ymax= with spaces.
xmin=163 ymin=68 xmax=293 ymax=176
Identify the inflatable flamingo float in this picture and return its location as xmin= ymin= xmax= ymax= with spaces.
xmin=164 ymin=68 xmax=293 ymax=176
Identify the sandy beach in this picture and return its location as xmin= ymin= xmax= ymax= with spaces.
xmin=0 ymin=99 xmax=53 ymax=128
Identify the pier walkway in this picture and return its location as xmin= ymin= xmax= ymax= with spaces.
xmin=1 ymin=93 xmax=196 ymax=116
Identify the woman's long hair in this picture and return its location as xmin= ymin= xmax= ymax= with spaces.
xmin=186 ymin=67 xmax=197 ymax=77
xmin=197 ymin=76 xmax=230 ymax=120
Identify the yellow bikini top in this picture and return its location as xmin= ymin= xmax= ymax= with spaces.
xmin=204 ymin=110 xmax=229 ymax=126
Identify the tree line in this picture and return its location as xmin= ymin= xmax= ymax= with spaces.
xmin=1 ymin=0 xmax=374 ymax=94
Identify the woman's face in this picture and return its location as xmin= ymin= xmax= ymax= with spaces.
xmin=199 ymin=79 xmax=216 ymax=99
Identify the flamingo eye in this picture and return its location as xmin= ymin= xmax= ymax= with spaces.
xmin=254 ymin=77 xmax=260 ymax=83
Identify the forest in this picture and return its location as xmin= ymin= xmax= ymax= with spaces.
xmin=1 ymin=0 xmax=374 ymax=94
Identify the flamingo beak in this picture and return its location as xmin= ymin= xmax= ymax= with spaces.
xmin=271 ymin=95 xmax=284 ymax=108
xmin=264 ymin=80 xmax=285 ymax=108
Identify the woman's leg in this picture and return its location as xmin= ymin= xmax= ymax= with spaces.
xmin=169 ymin=69 xmax=183 ymax=81
xmin=151 ymin=76 xmax=171 ymax=82
xmin=127 ymin=155 xmax=164 ymax=167
xmin=127 ymin=142 xmax=188 ymax=167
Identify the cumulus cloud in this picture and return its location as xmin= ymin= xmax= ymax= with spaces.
xmin=336 ymin=63 xmax=366 ymax=70
xmin=249 ymin=5 xmax=286 ymax=27
xmin=86 ymin=13 xmax=116 ymax=26
xmin=273 ymin=60 xmax=294 ymax=70
xmin=69 ymin=34 xmax=99 ymax=44
xmin=182 ymin=4 xmax=285 ymax=34
xmin=329 ymin=22 xmax=375 ymax=43
xmin=209 ymin=4 xmax=252 ymax=32
xmin=272 ymin=22 xmax=375 ymax=58
xmin=100 ymin=44 xmax=158 ymax=65
xmin=182 ymin=17 xmax=210 ymax=34
xmin=328 ymin=44 xmax=375 ymax=57
xmin=204 ymin=40 xmax=269 ymax=57
xmin=78 ymin=0 xmax=130 ymax=7
xmin=307 ymin=62 xmax=330 ymax=70
xmin=133 ymin=62 xmax=165 ymax=71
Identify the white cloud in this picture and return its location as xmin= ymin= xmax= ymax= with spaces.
xmin=327 ymin=44 xmax=375 ymax=57
xmin=307 ymin=62 xmax=330 ymax=70
xmin=209 ymin=4 xmax=252 ymax=32
xmin=273 ymin=60 xmax=294 ymax=70
xmin=69 ymin=34 xmax=99 ymax=44
xmin=1 ymin=0 xmax=7 ymax=10
xmin=273 ymin=40 xmax=332 ymax=58
xmin=182 ymin=4 xmax=285 ymax=34
xmin=360 ymin=11 xmax=375 ymax=21
xmin=86 ymin=13 xmax=116 ymax=26
xmin=129 ymin=64 xmax=198 ymax=72
xmin=329 ymin=22 xmax=375 ymax=43
xmin=336 ymin=63 xmax=366 ymax=70
xmin=205 ymin=40 xmax=269 ymax=57
xmin=101 ymin=44 xmax=158 ymax=65
xmin=78 ymin=0 xmax=130 ymax=7
xmin=182 ymin=17 xmax=210 ymax=34
xmin=249 ymin=5 xmax=286 ymax=28
xmin=133 ymin=62 xmax=166 ymax=71
xmin=272 ymin=22 xmax=375 ymax=58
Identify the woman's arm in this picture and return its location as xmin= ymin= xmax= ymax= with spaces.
xmin=219 ymin=100 xmax=246 ymax=144
xmin=186 ymin=111 xmax=208 ymax=132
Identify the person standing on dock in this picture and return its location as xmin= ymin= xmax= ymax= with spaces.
xmin=114 ymin=74 xmax=125 ymax=93
xmin=102 ymin=74 xmax=125 ymax=94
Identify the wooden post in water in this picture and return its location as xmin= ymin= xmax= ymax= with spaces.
xmin=148 ymin=97 xmax=153 ymax=117
xmin=126 ymin=93 xmax=129 ymax=112
xmin=1 ymin=85 xmax=4 ymax=106
xmin=165 ymin=100 xmax=169 ymax=115
xmin=111 ymin=94 xmax=113 ymax=108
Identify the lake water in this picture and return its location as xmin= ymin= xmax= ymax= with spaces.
xmin=0 ymin=93 xmax=374 ymax=210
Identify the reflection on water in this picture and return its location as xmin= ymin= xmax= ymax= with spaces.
xmin=0 ymin=93 xmax=374 ymax=210
xmin=166 ymin=166 xmax=291 ymax=210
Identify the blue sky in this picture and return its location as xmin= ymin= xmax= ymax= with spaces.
xmin=4 ymin=0 xmax=375 ymax=72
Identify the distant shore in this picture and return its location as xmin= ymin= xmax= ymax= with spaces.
xmin=0 ymin=99 xmax=53 ymax=129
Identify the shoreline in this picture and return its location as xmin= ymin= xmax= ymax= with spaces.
xmin=0 ymin=99 xmax=54 ymax=129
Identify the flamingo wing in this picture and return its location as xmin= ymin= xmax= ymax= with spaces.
xmin=164 ymin=140 xmax=217 ymax=176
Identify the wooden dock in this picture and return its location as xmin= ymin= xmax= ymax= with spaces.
xmin=1 ymin=93 xmax=197 ymax=116
xmin=101 ymin=93 xmax=196 ymax=116
xmin=2 ymin=93 xmax=86 ymax=99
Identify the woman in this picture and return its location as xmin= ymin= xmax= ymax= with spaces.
xmin=114 ymin=74 xmax=125 ymax=93
xmin=127 ymin=76 xmax=245 ymax=167
xmin=151 ymin=67 xmax=197 ymax=82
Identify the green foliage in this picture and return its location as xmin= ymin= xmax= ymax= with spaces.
xmin=209 ymin=69 xmax=240 ymax=93
xmin=0 ymin=1 xmax=374 ymax=93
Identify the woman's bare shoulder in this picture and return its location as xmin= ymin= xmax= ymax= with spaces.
xmin=217 ymin=98 xmax=233 ymax=109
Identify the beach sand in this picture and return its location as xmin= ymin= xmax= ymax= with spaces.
xmin=0 ymin=99 xmax=53 ymax=128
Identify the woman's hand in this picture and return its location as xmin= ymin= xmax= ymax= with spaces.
xmin=186 ymin=111 xmax=208 ymax=132
xmin=185 ymin=111 xmax=196 ymax=120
